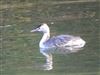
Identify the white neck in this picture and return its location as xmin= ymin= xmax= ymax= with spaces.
xmin=39 ymin=32 xmax=50 ymax=48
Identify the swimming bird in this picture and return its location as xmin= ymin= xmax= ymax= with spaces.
xmin=30 ymin=23 xmax=86 ymax=70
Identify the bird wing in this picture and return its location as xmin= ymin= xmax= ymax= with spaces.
xmin=44 ymin=35 xmax=74 ymax=47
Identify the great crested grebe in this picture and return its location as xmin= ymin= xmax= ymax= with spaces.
xmin=31 ymin=23 xmax=86 ymax=70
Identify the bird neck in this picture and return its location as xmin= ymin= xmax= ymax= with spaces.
xmin=39 ymin=32 xmax=50 ymax=48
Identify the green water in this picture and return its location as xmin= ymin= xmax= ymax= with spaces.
xmin=0 ymin=0 xmax=100 ymax=75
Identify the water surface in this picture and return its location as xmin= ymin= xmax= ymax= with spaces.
xmin=0 ymin=0 xmax=100 ymax=75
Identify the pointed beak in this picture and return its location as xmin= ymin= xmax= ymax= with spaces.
xmin=30 ymin=29 xmax=37 ymax=32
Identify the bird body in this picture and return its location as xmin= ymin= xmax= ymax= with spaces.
xmin=31 ymin=23 xmax=86 ymax=70
xmin=43 ymin=35 xmax=85 ymax=49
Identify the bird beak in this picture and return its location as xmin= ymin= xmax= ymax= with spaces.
xmin=30 ymin=29 xmax=37 ymax=32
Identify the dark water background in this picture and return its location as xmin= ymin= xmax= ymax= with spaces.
xmin=0 ymin=0 xmax=100 ymax=75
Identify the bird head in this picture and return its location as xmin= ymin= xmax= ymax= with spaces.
xmin=30 ymin=23 xmax=50 ymax=33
